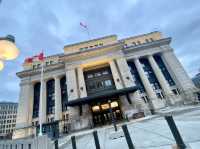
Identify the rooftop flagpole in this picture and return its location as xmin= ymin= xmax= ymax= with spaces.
xmin=38 ymin=52 xmax=45 ymax=136
xmin=80 ymin=22 xmax=90 ymax=40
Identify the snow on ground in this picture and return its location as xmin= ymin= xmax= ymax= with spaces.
xmin=59 ymin=105 xmax=200 ymax=149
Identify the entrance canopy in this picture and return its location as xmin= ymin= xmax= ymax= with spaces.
xmin=67 ymin=86 xmax=138 ymax=106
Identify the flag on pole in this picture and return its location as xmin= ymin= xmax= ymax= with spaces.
xmin=24 ymin=52 xmax=44 ymax=63
xmin=80 ymin=22 xmax=88 ymax=29
xmin=38 ymin=52 xmax=45 ymax=136
xmin=24 ymin=52 xmax=45 ymax=136
xmin=80 ymin=22 xmax=90 ymax=40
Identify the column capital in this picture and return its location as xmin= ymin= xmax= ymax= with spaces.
xmin=53 ymin=75 xmax=61 ymax=80
xmin=20 ymin=80 xmax=32 ymax=86
xmin=133 ymin=57 xmax=140 ymax=62
xmin=146 ymin=54 xmax=153 ymax=58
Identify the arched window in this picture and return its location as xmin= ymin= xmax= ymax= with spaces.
xmin=60 ymin=76 xmax=68 ymax=111
xmin=33 ymin=82 xmax=40 ymax=118
xmin=46 ymin=79 xmax=55 ymax=114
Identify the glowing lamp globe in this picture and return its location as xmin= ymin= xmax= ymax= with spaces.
xmin=0 ymin=60 xmax=4 ymax=71
xmin=0 ymin=35 xmax=19 ymax=60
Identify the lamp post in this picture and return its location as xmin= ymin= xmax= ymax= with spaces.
xmin=0 ymin=35 xmax=20 ymax=70
xmin=108 ymin=100 xmax=117 ymax=131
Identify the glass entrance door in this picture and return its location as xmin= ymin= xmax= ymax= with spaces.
xmin=91 ymin=100 xmax=123 ymax=127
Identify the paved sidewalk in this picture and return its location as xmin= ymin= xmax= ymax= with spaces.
xmin=59 ymin=105 xmax=200 ymax=149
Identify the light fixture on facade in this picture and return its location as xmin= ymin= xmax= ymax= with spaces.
xmin=92 ymin=106 xmax=100 ymax=112
xmin=101 ymin=103 xmax=109 ymax=110
xmin=111 ymin=101 xmax=118 ymax=108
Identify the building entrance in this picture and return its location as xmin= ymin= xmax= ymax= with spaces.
xmin=90 ymin=100 xmax=123 ymax=127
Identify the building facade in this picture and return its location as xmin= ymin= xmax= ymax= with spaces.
xmin=0 ymin=102 xmax=18 ymax=139
xmin=192 ymin=72 xmax=200 ymax=88
xmin=13 ymin=31 xmax=199 ymax=139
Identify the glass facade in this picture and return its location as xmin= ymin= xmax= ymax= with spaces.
xmin=33 ymin=83 xmax=40 ymax=118
xmin=46 ymin=79 xmax=55 ymax=115
xmin=154 ymin=55 xmax=175 ymax=86
xmin=60 ymin=76 xmax=68 ymax=111
xmin=128 ymin=61 xmax=145 ymax=93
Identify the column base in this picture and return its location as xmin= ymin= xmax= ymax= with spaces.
xmin=151 ymin=98 xmax=165 ymax=110
xmin=13 ymin=128 xmax=30 ymax=139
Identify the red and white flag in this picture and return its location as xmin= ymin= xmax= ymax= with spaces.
xmin=80 ymin=22 xmax=88 ymax=29
xmin=25 ymin=52 xmax=45 ymax=63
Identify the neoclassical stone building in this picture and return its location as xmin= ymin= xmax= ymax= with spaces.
xmin=13 ymin=31 xmax=199 ymax=139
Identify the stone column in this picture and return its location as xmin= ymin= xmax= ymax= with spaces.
xmin=115 ymin=58 xmax=149 ymax=116
xmin=77 ymin=67 xmax=87 ymax=98
xmin=39 ymin=79 xmax=47 ymax=124
xmin=161 ymin=50 xmax=198 ymax=103
xmin=109 ymin=60 xmax=123 ymax=89
xmin=134 ymin=58 xmax=164 ymax=110
xmin=54 ymin=76 xmax=62 ymax=121
xmin=66 ymin=68 xmax=79 ymax=101
xmin=147 ymin=55 xmax=175 ymax=105
xmin=13 ymin=79 xmax=33 ymax=139
xmin=77 ymin=67 xmax=91 ymax=129
xmin=28 ymin=83 xmax=34 ymax=136
xmin=66 ymin=67 xmax=79 ymax=131
xmin=116 ymin=57 xmax=135 ymax=88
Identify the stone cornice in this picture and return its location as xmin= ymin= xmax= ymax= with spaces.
xmin=123 ymin=37 xmax=171 ymax=54
xmin=17 ymin=62 xmax=65 ymax=78
xmin=64 ymin=34 xmax=117 ymax=48
xmin=60 ymin=42 xmax=124 ymax=62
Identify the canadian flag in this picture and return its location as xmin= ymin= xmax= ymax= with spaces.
xmin=25 ymin=52 xmax=45 ymax=63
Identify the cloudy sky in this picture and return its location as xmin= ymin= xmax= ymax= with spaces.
xmin=0 ymin=0 xmax=200 ymax=102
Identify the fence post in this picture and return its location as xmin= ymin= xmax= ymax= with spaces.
xmin=122 ymin=124 xmax=135 ymax=149
xmin=54 ymin=140 xmax=58 ymax=149
xmin=71 ymin=136 xmax=77 ymax=149
xmin=93 ymin=131 xmax=101 ymax=149
xmin=165 ymin=115 xmax=186 ymax=149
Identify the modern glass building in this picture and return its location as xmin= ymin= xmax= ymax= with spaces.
xmin=0 ymin=102 xmax=18 ymax=139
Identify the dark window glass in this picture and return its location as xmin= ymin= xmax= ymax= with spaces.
xmin=140 ymin=58 xmax=161 ymax=90
xmin=84 ymin=67 xmax=115 ymax=95
xmin=28 ymin=144 xmax=31 ymax=149
xmin=128 ymin=61 xmax=146 ymax=93
xmin=154 ymin=55 xmax=175 ymax=86
xmin=33 ymin=83 xmax=40 ymax=118
xmin=60 ymin=76 xmax=68 ymax=111
xmin=46 ymin=79 xmax=55 ymax=114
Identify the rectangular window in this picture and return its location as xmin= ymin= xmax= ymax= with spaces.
xmin=104 ymin=80 xmax=112 ymax=87
xmin=102 ymin=71 xmax=109 ymax=75
xmin=87 ymin=74 xmax=93 ymax=79
xmin=95 ymin=72 xmax=101 ymax=77
xmin=28 ymin=144 xmax=31 ymax=149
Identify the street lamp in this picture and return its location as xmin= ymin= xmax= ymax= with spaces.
xmin=0 ymin=35 xmax=19 ymax=70
xmin=0 ymin=60 xmax=4 ymax=71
